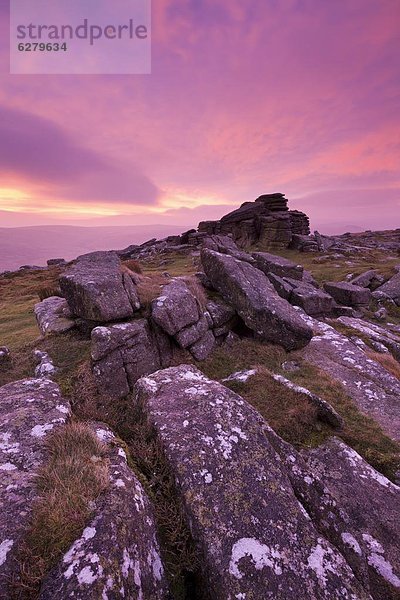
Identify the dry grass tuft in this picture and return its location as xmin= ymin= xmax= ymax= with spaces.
xmin=136 ymin=274 xmax=167 ymax=316
xmin=69 ymin=362 xmax=202 ymax=599
xmin=122 ymin=258 xmax=142 ymax=274
xmin=226 ymin=368 xmax=320 ymax=446
xmin=12 ymin=422 xmax=109 ymax=599
xmin=366 ymin=350 xmax=400 ymax=380
xmin=181 ymin=275 xmax=208 ymax=310
xmin=36 ymin=285 xmax=62 ymax=301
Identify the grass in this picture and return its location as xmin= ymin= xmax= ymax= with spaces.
xmin=0 ymin=268 xmax=62 ymax=350
xmin=251 ymin=243 xmax=400 ymax=286
xmin=65 ymin=362 xmax=202 ymax=600
xmin=195 ymin=339 xmax=400 ymax=479
xmin=11 ymin=422 xmax=109 ymax=599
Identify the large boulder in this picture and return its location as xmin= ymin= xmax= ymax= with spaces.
xmin=201 ymin=249 xmax=313 ymax=350
xmin=59 ymin=252 xmax=140 ymax=323
xmin=151 ymin=280 xmax=201 ymax=336
xmin=253 ymin=251 xmax=303 ymax=280
xmin=91 ymin=320 xmax=167 ymax=397
xmin=0 ymin=379 xmax=71 ymax=596
xmin=151 ymin=279 xmax=215 ymax=360
xmin=375 ymin=272 xmax=400 ymax=306
xmin=324 ymin=281 xmax=371 ymax=307
xmin=34 ymin=296 xmax=76 ymax=336
xmin=135 ymin=365 xmax=367 ymax=599
xmin=40 ymin=423 xmax=170 ymax=599
xmin=303 ymin=438 xmax=400 ymax=600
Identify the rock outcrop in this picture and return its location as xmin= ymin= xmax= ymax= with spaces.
xmin=0 ymin=379 xmax=71 ymax=596
xmin=135 ymin=365 xmax=368 ymax=599
xmin=201 ymin=248 xmax=313 ymax=350
xmin=34 ymin=296 xmax=76 ymax=336
xmin=40 ymin=423 xmax=170 ymax=600
xmin=60 ymin=251 xmax=140 ymax=323
xmin=198 ymin=193 xmax=310 ymax=249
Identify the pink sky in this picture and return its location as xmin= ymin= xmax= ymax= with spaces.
xmin=0 ymin=0 xmax=399 ymax=233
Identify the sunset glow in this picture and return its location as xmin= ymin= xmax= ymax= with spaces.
xmin=0 ymin=0 xmax=399 ymax=231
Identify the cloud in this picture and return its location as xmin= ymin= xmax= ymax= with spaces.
xmin=0 ymin=105 xmax=160 ymax=205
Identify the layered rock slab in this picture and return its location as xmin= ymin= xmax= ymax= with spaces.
xmin=135 ymin=365 xmax=367 ymax=599
xmin=0 ymin=379 xmax=71 ymax=596
xmin=40 ymin=424 xmax=170 ymax=600
xmin=34 ymin=296 xmax=76 ymax=336
xmin=297 ymin=311 xmax=400 ymax=441
xmin=60 ymin=251 xmax=140 ymax=322
xmin=201 ymin=249 xmax=313 ymax=350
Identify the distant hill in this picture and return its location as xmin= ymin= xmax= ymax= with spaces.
xmin=0 ymin=224 xmax=187 ymax=272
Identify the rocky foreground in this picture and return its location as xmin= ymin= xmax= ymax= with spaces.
xmin=1 ymin=194 xmax=400 ymax=599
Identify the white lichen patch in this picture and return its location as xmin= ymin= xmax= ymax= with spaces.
xmin=0 ymin=462 xmax=17 ymax=471
xmin=30 ymin=423 xmax=54 ymax=438
xmin=341 ymin=533 xmax=362 ymax=556
xmin=0 ymin=432 xmax=20 ymax=454
xmin=0 ymin=538 xmax=14 ymax=566
xmin=307 ymin=539 xmax=344 ymax=587
xmin=229 ymin=538 xmax=283 ymax=579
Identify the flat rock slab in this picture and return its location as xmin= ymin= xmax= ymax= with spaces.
xmin=40 ymin=423 xmax=170 ymax=600
xmin=0 ymin=379 xmax=71 ymax=596
xmin=91 ymin=320 xmax=165 ymax=398
xmin=60 ymin=251 xmax=140 ymax=322
xmin=135 ymin=365 xmax=366 ymax=599
xmin=303 ymin=438 xmax=400 ymax=599
xmin=253 ymin=251 xmax=304 ymax=280
xmin=34 ymin=296 xmax=76 ymax=336
xmin=337 ymin=316 xmax=400 ymax=360
xmin=324 ymin=281 xmax=371 ymax=307
xmin=201 ymin=249 xmax=313 ymax=350
xmin=297 ymin=311 xmax=400 ymax=442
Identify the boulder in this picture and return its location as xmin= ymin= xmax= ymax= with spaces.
xmin=324 ymin=281 xmax=371 ymax=307
xmin=59 ymin=252 xmax=140 ymax=323
xmin=201 ymin=249 xmax=313 ymax=350
xmin=135 ymin=365 xmax=367 ymax=599
xmin=34 ymin=350 xmax=58 ymax=378
xmin=175 ymin=315 xmax=209 ymax=349
xmin=34 ymin=296 xmax=76 ymax=336
xmin=40 ymin=423 xmax=170 ymax=600
xmin=0 ymin=379 xmax=71 ymax=596
xmin=189 ymin=330 xmax=215 ymax=360
xmin=349 ymin=270 xmax=380 ymax=288
xmin=91 ymin=320 xmax=165 ymax=398
xmin=303 ymin=438 xmax=400 ymax=600
xmin=253 ymin=251 xmax=303 ymax=280
xmin=289 ymin=282 xmax=334 ymax=316
xmin=375 ymin=272 xmax=400 ymax=306
xmin=151 ymin=280 xmax=201 ymax=336
xmin=151 ymin=280 xmax=215 ymax=361
xmin=206 ymin=299 xmax=236 ymax=328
